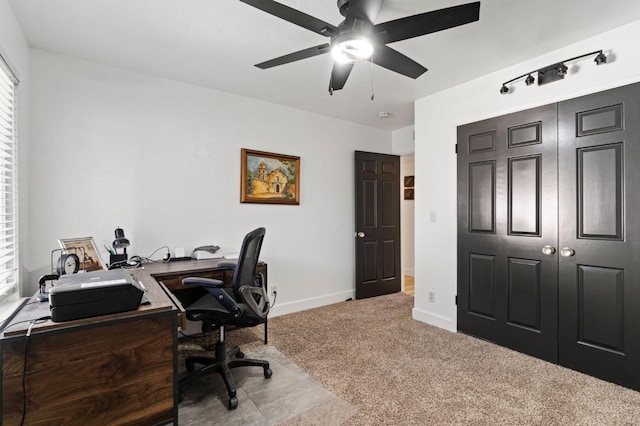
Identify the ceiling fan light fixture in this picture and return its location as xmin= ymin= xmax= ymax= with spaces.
xmin=331 ymin=35 xmax=374 ymax=64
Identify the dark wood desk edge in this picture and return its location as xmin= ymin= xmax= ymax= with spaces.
xmin=2 ymin=270 xmax=177 ymax=338
xmin=141 ymin=258 xmax=266 ymax=277
xmin=2 ymin=258 xmax=267 ymax=338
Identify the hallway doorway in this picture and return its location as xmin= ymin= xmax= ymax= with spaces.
xmin=403 ymin=275 xmax=415 ymax=296
xmin=401 ymin=154 xmax=415 ymax=296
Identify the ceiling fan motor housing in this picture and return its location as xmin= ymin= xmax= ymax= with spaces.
xmin=337 ymin=0 xmax=350 ymax=17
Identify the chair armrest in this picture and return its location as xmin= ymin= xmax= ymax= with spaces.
xmin=218 ymin=261 xmax=237 ymax=269
xmin=182 ymin=277 xmax=224 ymax=288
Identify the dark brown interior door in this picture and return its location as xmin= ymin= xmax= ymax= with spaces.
xmin=457 ymin=104 xmax=559 ymax=362
xmin=354 ymin=151 xmax=401 ymax=299
xmin=557 ymin=83 xmax=640 ymax=390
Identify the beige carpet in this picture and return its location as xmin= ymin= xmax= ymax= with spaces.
xmin=231 ymin=292 xmax=640 ymax=425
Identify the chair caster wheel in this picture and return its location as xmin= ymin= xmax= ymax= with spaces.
xmin=236 ymin=351 xmax=245 ymax=358
xmin=228 ymin=396 xmax=238 ymax=410
xmin=178 ymin=390 xmax=185 ymax=403
xmin=264 ymin=368 xmax=273 ymax=379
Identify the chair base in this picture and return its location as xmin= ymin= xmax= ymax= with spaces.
xmin=179 ymin=340 xmax=272 ymax=410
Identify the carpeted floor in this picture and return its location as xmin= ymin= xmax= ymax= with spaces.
xmin=228 ymin=292 xmax=640 ymax=425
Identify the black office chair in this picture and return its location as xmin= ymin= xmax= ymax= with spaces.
xmin=178 ymin=227 xmax=272 ymax=410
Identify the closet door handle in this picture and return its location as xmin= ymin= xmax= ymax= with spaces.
xmin=356 ymin=232 xmax=365 ymax=238
xmin=541 ymin=245 xmax=556 ymax=255
xmin=560 ymin=247 xmax=575 ymax=257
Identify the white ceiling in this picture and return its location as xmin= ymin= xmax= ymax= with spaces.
xmin=9 ymin=0 xmax=640 ymax=130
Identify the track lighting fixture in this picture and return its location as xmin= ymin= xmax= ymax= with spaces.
xmin=499 ymin=49 xmax=607 ymax=95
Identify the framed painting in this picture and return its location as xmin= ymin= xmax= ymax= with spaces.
xmin=241 ymin=148 xmax=300 ymax=205
xmin=59 ymin=237 xmax=106 ymax=272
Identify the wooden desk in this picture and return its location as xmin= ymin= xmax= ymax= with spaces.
xmin=0 ymin=258 xmax=267 ymax=425
xmin=0 ymin=274 xmax=178 ymax=425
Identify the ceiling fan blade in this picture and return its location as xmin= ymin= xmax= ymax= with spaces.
xmin=239 ymin=0 xmax=339 ymax=37
xmin=372 ymin=45 xmax=427 ymax=79
xmin=256 ymin=43 xmax=331 ymax=69
xmin=343 ymin=0 xmax=383 ymax=24
xmin=329 ymin=62 xmax=355 ymax=92
xmin=374 ymin=2 xmax=480 ymax=44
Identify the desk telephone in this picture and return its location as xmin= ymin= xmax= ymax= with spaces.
xmin=191 ymin=245 xmax=221 ymax=260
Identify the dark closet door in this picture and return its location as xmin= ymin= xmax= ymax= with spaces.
xmin=558 ymin=83 xmax=640 ymax=390
xmin=457 ymin=104 xmax=559 ymax=362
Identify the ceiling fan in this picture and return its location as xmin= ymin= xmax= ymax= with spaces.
xmin=239 ymin=0 xmax=481 ymax=94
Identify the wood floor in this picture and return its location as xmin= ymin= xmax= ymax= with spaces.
xmin=403 ymin=275 xmax=414 ymax=296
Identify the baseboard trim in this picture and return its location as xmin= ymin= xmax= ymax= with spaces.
xmin=412 ymin=307 xmax=456 ymax=333
xmin=403 ymin=268 xmax=414 ymax=277
xmin=269 ymin=290 xmax=355 ymax=318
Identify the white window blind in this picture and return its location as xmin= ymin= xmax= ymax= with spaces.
xmin=0 ymin=54 xmax=18 ymax=303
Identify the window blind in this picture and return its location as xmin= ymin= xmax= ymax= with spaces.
xmin=0 ymin=54 xmax=18 ymax=303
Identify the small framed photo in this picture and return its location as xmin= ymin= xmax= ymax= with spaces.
xmin=404 ymin=188 xmax=415 ymax=200
xmin=241 ymin=148 xmax=300 ymax=205
xmin=59 ymin=237 xmax=106 ymax=272
xmin=404 ymin=175 xmax=415 ymax=200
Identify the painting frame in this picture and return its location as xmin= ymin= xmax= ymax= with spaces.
xmin=58 ymin=237 xmax=106 ymax=272
xmin=241 ymin=148 xmax=300 ymax=205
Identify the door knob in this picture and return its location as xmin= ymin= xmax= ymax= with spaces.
xmin=356 ymin=232 xmax=365 ymax=238
xmin=560 ymin=247 xmax=575 ymax=257
xmin=541 ymin=245 xmax=556 ymax=255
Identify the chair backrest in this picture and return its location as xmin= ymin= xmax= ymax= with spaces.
xmin=233 ymin=227 xmax=265 ymax=293
xmin=226 ymin=228 xmax=270 ymax=320
xmin=231 ymin=227 xmax=270 ymax=320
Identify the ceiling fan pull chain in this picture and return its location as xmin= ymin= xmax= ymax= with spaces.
xmin=370 ymin=57 xmax=375 ymax=101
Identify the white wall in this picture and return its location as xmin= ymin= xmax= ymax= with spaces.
xmin=0 ymin=0 xmax=30 ymax=301
xmin=413 ymin=19 xmax=640 ymax=331
xmin=27 ymin=50 xmax=392 ymax=316
xmin=392 ymin=125 xmax=414 ymax=156
xmin=393 ymin=126 xmax=415 ymax=280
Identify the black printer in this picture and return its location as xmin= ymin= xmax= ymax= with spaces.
xmin=49 ymin=269 xmax=144 ymax=322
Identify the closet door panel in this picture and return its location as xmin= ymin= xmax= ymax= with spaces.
xmin=558 ymin=82 xmax=640 ymax=391
xmin=457 ymin=104 xmax=558 ymax=362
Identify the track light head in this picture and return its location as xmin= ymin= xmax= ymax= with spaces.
xmin=500 ymin=85 xmax=509 ymax=95
xmin=595 ymin=52 xmax=607 ymax=65
xmin=557 ymin=64 xmax=568 ymax=76
xmin=525 ymin=74 xmax=535 ymax=86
